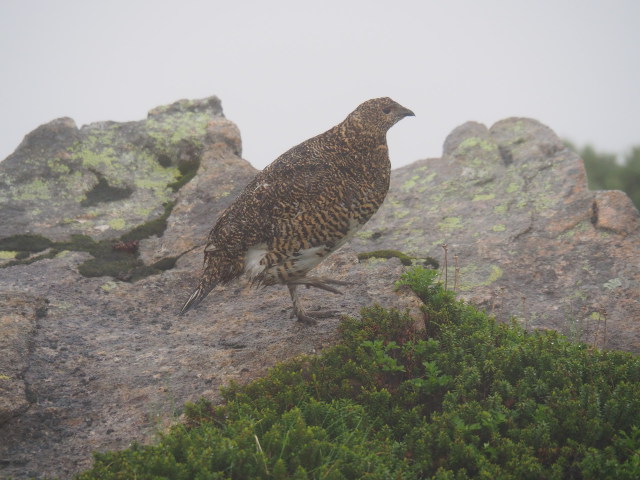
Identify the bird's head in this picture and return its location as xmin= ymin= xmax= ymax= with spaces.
xmin=345 ymin=97 xmax=415 ymax=136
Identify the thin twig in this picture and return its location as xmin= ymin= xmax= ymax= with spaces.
xmin=441 ymin=243 xmax=448 ymax=291
xmin=601 ymin=307 xmax=608 ymax=349
xmin=453 ymin=255 xmax=459 ymax=293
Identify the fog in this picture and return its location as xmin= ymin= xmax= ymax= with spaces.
xmin=1 ymin=0 xmax=638 ymax=168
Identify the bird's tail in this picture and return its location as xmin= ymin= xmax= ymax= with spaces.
xmin=179 ymin=281 xmax=215 ymax=316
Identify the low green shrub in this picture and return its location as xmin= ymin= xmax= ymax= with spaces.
xmin=76 ymin=267 xmax=640 ymax=479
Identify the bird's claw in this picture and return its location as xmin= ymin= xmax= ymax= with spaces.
xmin=293 ymin=308 xmax=339 ymax=324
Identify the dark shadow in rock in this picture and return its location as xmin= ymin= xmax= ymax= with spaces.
xmin=80 ymin=172 xmax=133 ymax=207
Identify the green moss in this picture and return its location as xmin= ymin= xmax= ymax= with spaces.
xmin=2 ymin=249 xmax=59 ymax=268
xmin=2 ymin=203 xmax=178 ymax=282
xmin=67 ymin=126 xmax=187 ymax=223
xmin=134 ymin=177 xmax=169 ymax=191
xmin=167 ymin=157 xmax=200 ymax=192
xmin=570 ymin=289 xmax=588 ymax=302
xmin=429 ymin=192 xmax=445 ymax=203
xmin=354 ymin=230 xmax=374 ymax=240
xmin=511 ymin=119 xmax=526 ymax=134
xmin=458 ymin=264 xmax=504 ymax=291
xmin=357 ymin=249 xmax=414 ymax=266
xmin=0 ymin=251 xmax=17 ymax=259
xmin=457 ymin=136 xmax=496 ymax=153
xmin=488 ymin=264 xmax=503 ymax=282
xmin=74 ymin=203 xmax=176 ymax=279
xmin=533 ymin=193 xmax=555 ymax=212
xmin=100 ymin=281 xmax=118 ymax=292
xmin=75 ymin=205 xmax=175 ymax=279
xmin=560 ymin=220 xmax=591 ymax=240
xmin=0 ymin=234 xmax=53 ymax=252
xmin=146 ymin=111 xmax=212 ymax=146
xmin=603 ymin=278 xmax=623 ymax=291
xmin=506 ymin=182 xmax=520 ymax=193
xmin=438 ymin=216 xmax=463 ymax=231
xmin=492 ymin=224 xmax=506 ymax=232
xmin=387 ymin=198 xmax=403 ymax=209
xmin=494 ymin=204 xmax=508 ymax=214
xmin=78 ymin=252 xmax=142 ymax=279
xmin=47 ymin=157 xmax=71 ymax=175
xmin=472 ymin=193 xmax=495 ymax=201
xmin=120 ymin=201 xmax=175 ymax=241
xmin=108 ymin=218 xmax=126 ymax=231
xmin=134 ymin=207 xmax=153 ymax=217
xmin=122 ymin=256 xmax=179 ymax=282
xmin=78 ymin=147 xmax=118 ymax=170
xmin=15 ymin=178 xmax=51 ymax=201
xmin=422 ymin=171 xmax=436 ymax=184
xmin=151 ymin=256 xmax=178 ymax=271
xmin=64 ymin=234 xmax=100 ymax=252
xmin=393 ymin=209 xmax=410 ymax=219
xmin=401 ymin=175 xmax=420 ymax=191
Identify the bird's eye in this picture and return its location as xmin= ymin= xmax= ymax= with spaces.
xmin=382 ymin=107 xmax=391 ymax=114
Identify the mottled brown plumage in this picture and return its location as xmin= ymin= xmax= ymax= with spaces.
xmin=180 ymin=97 xmax=414 ymax=323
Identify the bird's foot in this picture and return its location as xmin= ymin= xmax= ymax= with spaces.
xmin=296 ymin=311 xmax=318 ymax=325
xmin=290 ymin=276 xmax=351 ymax=295
xmin=287 ymin=283 xmax=342 ymax=325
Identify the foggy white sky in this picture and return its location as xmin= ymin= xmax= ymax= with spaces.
xmin=1 ymin=0 xmax=639 ymax=169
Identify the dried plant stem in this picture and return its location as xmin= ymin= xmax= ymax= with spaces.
xmin=601 ymin=307 xmax=608 ymax=349
xmin=592 ymin=309 xmax=601 ymax=349
xmin=453 ymin=255 xmax=460 ymax=293
xmin=490 ymin=291 xmax=497 ymax=317
xmin=441 ymin=244 xmax=448 ymax=291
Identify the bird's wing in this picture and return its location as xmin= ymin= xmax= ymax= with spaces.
xmin=207 ymin=147 xmax=363 ymax=254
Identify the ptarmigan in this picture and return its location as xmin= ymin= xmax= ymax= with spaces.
xmin=180 ymin=97 xmax=414 ymax=323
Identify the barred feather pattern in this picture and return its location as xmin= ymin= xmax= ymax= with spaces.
xmin=180 ymin=97 xmax=414 ymax=321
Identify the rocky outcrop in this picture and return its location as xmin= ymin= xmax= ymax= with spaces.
xmin=0 ymin=97 xmax=233 ymax=242
xmin=353 ymin=118 xmax=640 ymax=352
xmin=0 ymin=98 xmax=638 ymax=479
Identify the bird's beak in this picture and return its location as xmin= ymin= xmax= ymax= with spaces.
xmin=398 ymin=106 xmax=415 ymax=118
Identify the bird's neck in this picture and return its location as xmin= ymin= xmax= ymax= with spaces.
xmin=329 ymin=123 xmax=390 ymax=183
xmin=336 ymin=120 xmax=386 ymax=152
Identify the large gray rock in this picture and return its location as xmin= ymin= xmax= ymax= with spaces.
xmin=0 ymin=101 xmax=638 ymax=478
xmin=0 ymin=97 xmax=231 ymax=242
xmin=353 ymin=118 xmax=640 ymax=351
